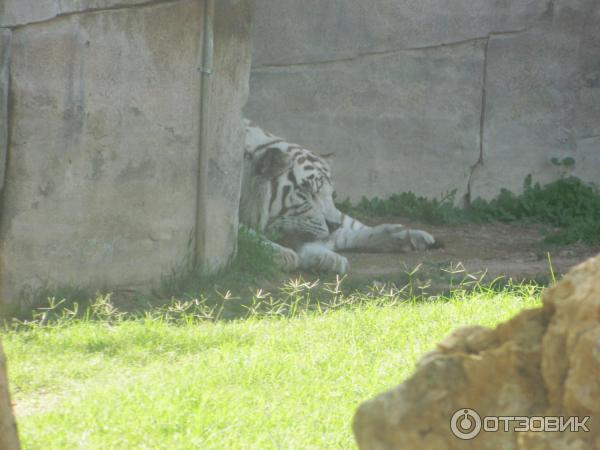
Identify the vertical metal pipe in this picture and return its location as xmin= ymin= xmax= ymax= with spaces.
xmin=194 ymin=0 xmax=214 ymax=271
xmin=0 ymin=29 xmax=12 ymax=193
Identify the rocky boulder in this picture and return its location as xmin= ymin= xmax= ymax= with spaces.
xmin=0 ymin=341 xmax=20 ymax=450
xmin=353 ymin=254 xmax=600 ymax=449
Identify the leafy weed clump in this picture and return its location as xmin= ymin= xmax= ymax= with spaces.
xmin=469 ymin=176 xmax=600 ymax=245
xmin=338 ymin=176 xmax=600 ymax=245
xmin=336 ymin=190 xmax=464 ymax=225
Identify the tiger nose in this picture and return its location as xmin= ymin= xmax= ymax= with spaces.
xmin=326 ymin=220 xmax=341 ymax=233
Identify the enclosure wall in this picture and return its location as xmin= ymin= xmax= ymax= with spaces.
xmin=247 ymin=0 xmax=600 ymax=203
xmin=0 ymin=0 xmax=253 ymax=306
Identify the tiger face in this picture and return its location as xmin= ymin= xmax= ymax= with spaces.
xmin=240 ymin=124 xmax=343 ymax=244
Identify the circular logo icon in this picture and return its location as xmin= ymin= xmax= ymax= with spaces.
xmin=450 ymin=408 xmax=482 ymax=440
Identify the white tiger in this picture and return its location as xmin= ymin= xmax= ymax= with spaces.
xmin=239 ymin=121 xmax=437 ymax=274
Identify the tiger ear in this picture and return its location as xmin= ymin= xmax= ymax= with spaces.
xmin=320 ymin=152 xmax=335 ymax=161
xmin=256 ymin=147 xmax=290 ymax=177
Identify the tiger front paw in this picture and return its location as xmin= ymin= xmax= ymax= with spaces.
xmin=298 ymin=244 xmax=349 ymax=275
xmin=372 ymin=224 xmax=436 ymax=252
xmin=407 ymin=229 xmax=436 ymax=250
xmin=275 ymin=246 xmax=300 ymax=272
xmin=333 ymin=254 xmax=349 ymax=275
xmin=303 ymin=252 xmax=349 ymax=275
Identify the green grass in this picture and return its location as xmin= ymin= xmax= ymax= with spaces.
xmin=3 ymin=283 xmax=542 ymax=449
xmin=337 ymin=176 xmax=600 ymax=245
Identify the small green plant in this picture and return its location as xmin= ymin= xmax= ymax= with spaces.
xmin=550 ymin=156 xmax=575 ymax=168
xmin=232 ymin=226 xmax=280 ymax=277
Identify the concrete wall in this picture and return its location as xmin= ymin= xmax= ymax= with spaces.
xmin=0 ymin=0 xmax=253 ymax=306
xmin=201 ymin=0 xmax=254 ymax=269
xmin=247 ymin=0 xmax=600 ymax=203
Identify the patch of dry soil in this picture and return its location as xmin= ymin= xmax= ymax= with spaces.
xmin=342 ymin=218 xmax=600 ymax=285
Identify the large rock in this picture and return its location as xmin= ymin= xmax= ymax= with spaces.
xmin=353 ymin=253 xmax=600 ymax=449
xmin=0 ymin=342 xmax=20 ymax=450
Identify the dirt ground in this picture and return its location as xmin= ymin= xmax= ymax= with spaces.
xmin=340 ymin=218 xmax=600 ymax=288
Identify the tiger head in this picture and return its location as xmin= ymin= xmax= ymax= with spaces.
xmin=240 ymin=123 xmax=343 ymax=244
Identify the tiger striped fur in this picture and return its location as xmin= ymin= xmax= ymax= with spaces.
xmin=240 ymin=121 xmax=436 ymax=274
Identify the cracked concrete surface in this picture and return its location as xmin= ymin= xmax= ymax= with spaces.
xmin=465 ymin=36 xmax=489 ymax=205
xmin=0 ymin=0 xmax=187 ymax=27
xmin=248 ymin=39 xmax=485 ymax=202
xmin=247 ymin=0 xmax=600 ymax=202
xmin=253 ymin=35 xmax=504 ymax=71
xmin=250 ymin=0 xmax=550 ymax=67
